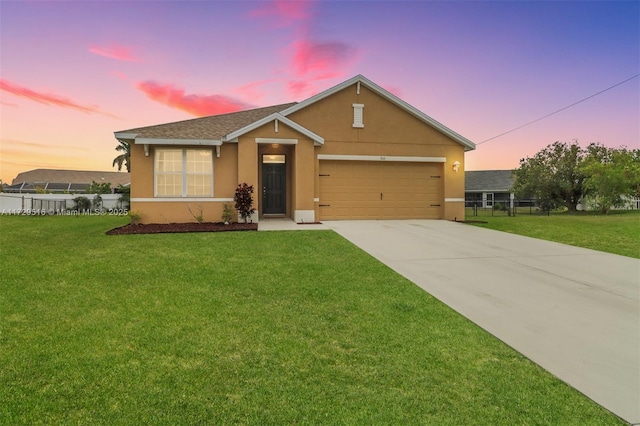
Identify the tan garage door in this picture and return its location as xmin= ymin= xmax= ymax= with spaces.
xmin=319 ymin=161 xmax=443 ymax=220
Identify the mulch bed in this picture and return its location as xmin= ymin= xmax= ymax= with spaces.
xmin=106 ymin=222 xmax=258 ymax=235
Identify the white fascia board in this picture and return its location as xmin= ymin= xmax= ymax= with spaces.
xmin=223 ymin=113 xmax=324 ymax=145
xmin=114 ymin=132 xmax=138 ymax=140
xmin=132 ymin=197 xmax=233 ymax=202
xmin=280 ymin=74 xmax=476 ymax=152
xmin=134 ymin=138 xmax=222 ymax=146
xmin=318 ymin=154 xmax=446 ymax=163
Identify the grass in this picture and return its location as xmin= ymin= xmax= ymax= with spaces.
xmin=0 ymin=215 xmax=625 ymax=424
xmin=466 ymin=210 xmax=640 ymax=258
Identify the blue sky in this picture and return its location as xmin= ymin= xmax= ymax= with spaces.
xmin=1 ymin=0 xmax=638 ymax=183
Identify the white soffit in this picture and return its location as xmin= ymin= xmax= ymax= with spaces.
xmin=317 ymin=154 xmax=446 ymax=163
xmin=255 ymin=138 xmax=298 ymax=145
xmin=134 ymin=138 xmax=222 ymax=146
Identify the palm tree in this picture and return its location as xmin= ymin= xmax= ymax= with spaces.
xmin=112 ymin=140 xmax=130 ymax=172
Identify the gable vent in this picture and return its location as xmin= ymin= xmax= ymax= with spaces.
xmin=352 ymin=103 xmax=364 ymax=128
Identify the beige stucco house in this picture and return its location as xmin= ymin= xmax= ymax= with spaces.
xmin=114 ymin=75 xmax=475 ymax=224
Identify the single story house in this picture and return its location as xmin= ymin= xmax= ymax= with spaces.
xmin=6 ymin=169 xmax=130 ymax=194
xmin=465 ymin=170 xmax=515 ymax=208
xmin=115 ymin=75 xmax=475 ymax=224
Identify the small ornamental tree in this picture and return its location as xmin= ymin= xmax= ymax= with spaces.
xmin=234 ymin=183 xmax=256 ymax=223
xmin=87 ymin=180 xmax=112 ymax=194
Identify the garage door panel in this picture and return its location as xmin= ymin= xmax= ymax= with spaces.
xmin=319 ymin=160 xmax=443 ymax=220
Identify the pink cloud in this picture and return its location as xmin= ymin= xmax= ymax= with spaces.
xmin=248 ymin=0 xmax=359 ymax=98
xmin=111 ymin=71 xmax=128 ymax=81
xmin=234 ymin=79 xmax=278 ymax=101
xmin=287 ymin=73 xmax=342 ymax=97
xmin=137 ymin=81 xmax=254 ymax=116
xmin=1 ymin=99 xmax=19 ymax=107
xmin=0 ymin=79 xmax=119 ymax=117
xmin=89 ymin=44 xmax=140 ymax=62
xmin=285 ymin=39 xmax=357 ymax=97
xmin=291 ymin=40 xmax=355 ymax=76
xmin=249 ymin=0 xmax=312 ymax=27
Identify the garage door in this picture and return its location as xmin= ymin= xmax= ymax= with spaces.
xmin=319 ymin=161 xmax=443 ymax=220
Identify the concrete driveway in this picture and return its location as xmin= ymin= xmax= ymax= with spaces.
xmin=324 ymin=220 xmax=640 ymax=424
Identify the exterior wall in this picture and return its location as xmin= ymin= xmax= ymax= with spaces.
xmin=287 ymin=84 xmax=467 ymax=221
xmin=130 ymin=142 xmax=238 ymax=224
xmin=241 ymin=123 xmax=316 ymax=221
xmin=294 ymin=139 xmax=316 ymax=222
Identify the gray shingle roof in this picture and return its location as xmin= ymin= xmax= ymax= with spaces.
xmin=465 ymin=170 xmax=515 ymax=192
xmin=11 ymin=169 xmax=130 ymax=187
xmin=116 ymin=103 xmax=297 ymax=140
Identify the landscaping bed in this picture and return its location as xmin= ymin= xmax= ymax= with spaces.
xmin=106 ymin=221 xmax=257 ymax=235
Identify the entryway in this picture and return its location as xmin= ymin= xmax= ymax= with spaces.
xmin=262 ymin=154 xmax=286 ymax=215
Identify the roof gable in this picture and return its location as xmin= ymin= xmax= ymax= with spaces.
xmin=465 ymin=170 xmax=515 ymax=192
xmin=280 ymin=75 xmax=476 ymax=151
xmin=223 ymin=113 xmax=324 ymax=145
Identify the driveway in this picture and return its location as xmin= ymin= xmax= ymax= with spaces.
xmin=324 ymin=220 xmax=640 ymax=424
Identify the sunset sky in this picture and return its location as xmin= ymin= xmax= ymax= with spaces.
xmin=1 ymin=0 xmax=638 ymax=184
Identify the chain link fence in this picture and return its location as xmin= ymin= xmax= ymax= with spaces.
xmin=465 ymin=199 xmax=545 ymax=217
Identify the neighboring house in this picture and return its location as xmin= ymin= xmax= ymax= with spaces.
xmin=6 ymin=169 xmax=130 ymax=194
xmin=114 ymin=75 xmax=475 ymax=224
xmin=465 ymin=170 xmax=515 ymax=208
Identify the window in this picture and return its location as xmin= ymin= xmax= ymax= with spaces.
xmin=155 ymin=148 xmax=213 ymax=197
xmin=484 ymin=193 xmax=494 ymax=208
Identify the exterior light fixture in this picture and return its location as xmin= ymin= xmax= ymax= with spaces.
xmin=452 ymin=161 xmax=461 ymax=173
xmin=271 ymin=143 xmax=280 ymax=149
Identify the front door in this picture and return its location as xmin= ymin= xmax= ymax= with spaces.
xmin=262 ymin=158 xmax=286 ymax=215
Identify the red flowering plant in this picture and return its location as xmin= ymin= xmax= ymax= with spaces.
xmin=234 ymin=183 xmax=256 ymax=223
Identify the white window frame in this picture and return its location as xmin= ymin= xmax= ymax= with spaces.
xmin=483 ymin=192 xmax=494 ymax=208
xmin=155 ymin=148 xmax=213 ymax=197
xmin=352 ymin=103 xmax=364 ymax=128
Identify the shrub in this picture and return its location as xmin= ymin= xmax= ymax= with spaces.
xmin=116 ymin=185 xmax=130 ymax=209
xmin=187 ymin=205 xmax=205 ymax=224
xmin=128 ymin=210 xmax=141 ymax=225
xmin=222 ymin=203 xmax=233 ymax=224
xmin=73 ymin=196 xmax=91 ymax=211
xmin=234 ymin=183 xmax=256 ymax=223
xmin=93 ymin=194 xmax=103 ymax=212
xmin=494 ymin=202 xmax=508 ymax=212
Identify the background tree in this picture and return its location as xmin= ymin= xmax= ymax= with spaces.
xmin=113 ymin=140 xmax=130 ymax=172
xmin=513 ymin=141 xmax=586 ymax=211
xmin=87 ymin=180 xmax=112 ymax=194
xmin=580 ymin=144 xmax=640 ymax=214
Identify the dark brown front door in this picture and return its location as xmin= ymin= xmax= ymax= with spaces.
xmin=263 ymin=163 xmax=286 ymax=214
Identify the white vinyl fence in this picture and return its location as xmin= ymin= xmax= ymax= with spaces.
xmin=0 ymin=193 xmax=127 ymax=215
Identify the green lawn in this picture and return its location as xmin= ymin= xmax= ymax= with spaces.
xmin=466 ymin=210 xmax=640 ymax=259
xmin=0 ymin=216 xmax=624 ymax=424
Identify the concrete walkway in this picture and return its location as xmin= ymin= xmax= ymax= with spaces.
xmin=315 ymin=220 xmax=640 ymax=423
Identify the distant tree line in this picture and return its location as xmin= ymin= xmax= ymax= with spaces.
xmin=513 ymin=141 xmax=640 ymax=214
